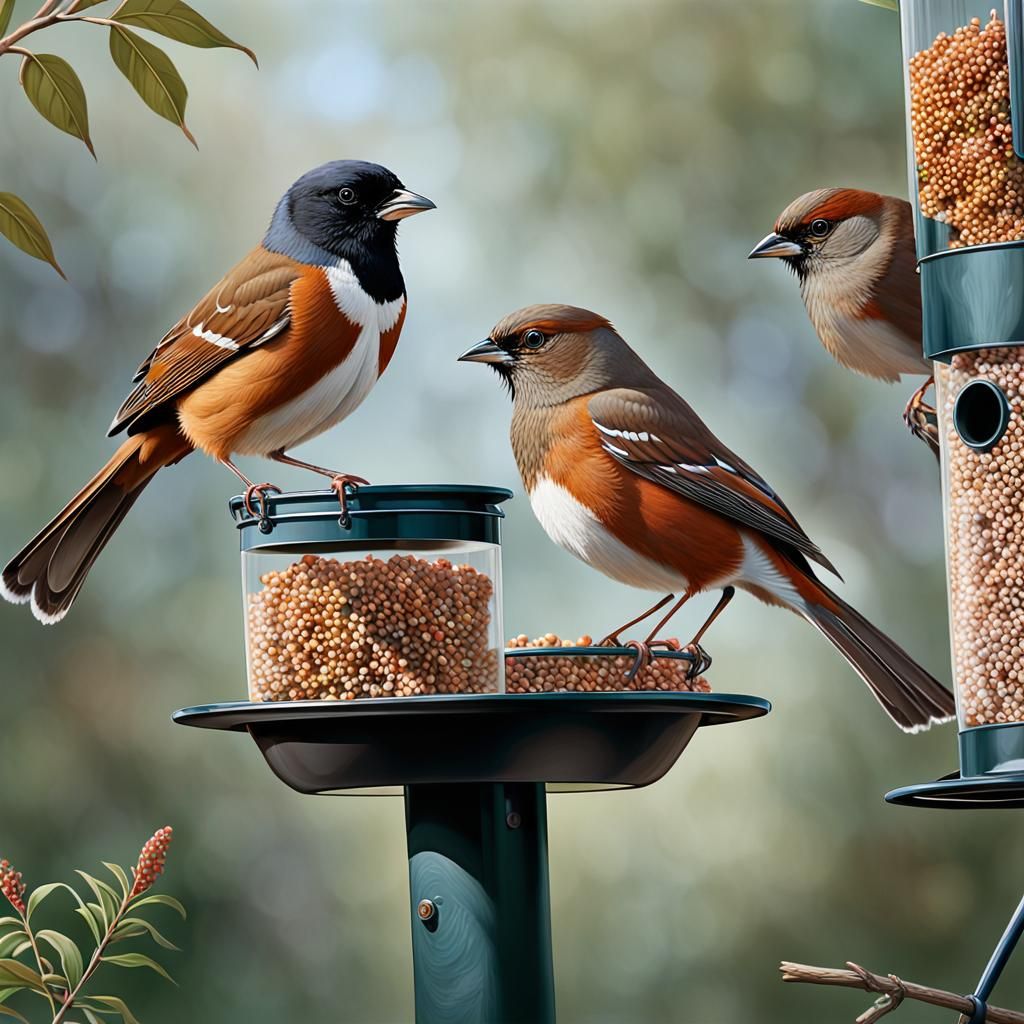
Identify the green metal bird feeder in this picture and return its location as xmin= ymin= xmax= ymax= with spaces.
xmin=880 ymin=0 xmax=1024 ymax=801
xmin=174 ymin=486 xmax=770 ymax=1023
xmin=861 ymin=5 xmax=1024 ymax=1017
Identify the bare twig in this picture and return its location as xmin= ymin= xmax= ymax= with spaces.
xmin=780 ymin=961 xmax=1024 ymax=1024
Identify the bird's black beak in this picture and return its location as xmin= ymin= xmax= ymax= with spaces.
xmin=458 ymin=339 xmax=512 ymax=365
xmin=748 ymin=232 xmax=804 ymax=259
xmin=376 ymin=188 xmax=436 ymax=221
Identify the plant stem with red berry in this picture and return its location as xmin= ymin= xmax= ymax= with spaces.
xmin=0 ymin=828 xmax=183 ymax=1024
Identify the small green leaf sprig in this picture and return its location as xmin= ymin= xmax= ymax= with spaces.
xmin=0 ymin=0 xmax=256 ymax=277
xmin=0 ymin=827 xmax=184 ymax=1024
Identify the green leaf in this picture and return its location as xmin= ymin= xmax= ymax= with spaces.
xmin=88 ymin=995 xmax=141 ymax=1024
xmin=0 ymin=192 xmax=65 ymax=277
xmin=0 ymin=934 xmax=25 ymax=960
xmin=70 ymin=0 xmax=111 ymax=9
xmin=108 ymin=25 xmax=195 ymax=146
xmin=26 ymin=883 xmax=64 ymax=922
xmin=129 ymin=894 xmax=185 ymax=919
xmin=75 ymin=874 xmax=118 ymax=927
xmin=19 ymin=53 xmax=95 ymax=157
xmin=101 ymin=952 xmax=175 ymax=985
xmin=74 ymin=906 xmax=102 ymax=947
xmin=0 ymin=988 xmax=20 ymax=1003
xmin=54 ymin=883 xmax=101 ymax=947
xmin=858 ymin=0 xmax=897 ymax=8
xmin=0 ymin=1004 xmax=29 ymax=1023
xmin=0 ymin=960 xmax=44 ymax=992
xmin=101 ymin=864 xmax=129 ymax=901
xmin=112 ymin=0 xmax=256 ymax=65
xmin=0 ymin=921 xmax=20 ymax=932
xmin=114 ymin=917 xmax=178 ymax=951
xmin=0 ymin=0 xmax=16 ymax=38
xmin=37 ymin=930 xmax=83 ymax=988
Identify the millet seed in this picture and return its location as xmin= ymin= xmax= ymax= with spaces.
xmin=504 ymin=633 xmax=711 ymax=693
xmin=910 ymin=12 xmax=1024 ymax=248
xmin=247 ymin=553 xmax=499 ymax=700
xmin=938 ymin=349 xmax=1024 ymax=726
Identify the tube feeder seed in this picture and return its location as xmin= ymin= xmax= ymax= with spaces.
xmin=174 ymin=485 xmax=770 ymax=1023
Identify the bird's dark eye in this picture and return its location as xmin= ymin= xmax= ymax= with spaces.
xmin=522 ymin=329 xmax=546 ymax=349
xmin=338 ymin=187 xmax=357 ymax=205
xmin=810 ymin=218 xmax=831 ymax=237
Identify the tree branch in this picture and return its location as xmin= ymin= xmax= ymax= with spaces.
xmin=0 ymin=11 xmax=62 ymax=58
xmin=780 ymin=961 xmax=1024 ymax=1024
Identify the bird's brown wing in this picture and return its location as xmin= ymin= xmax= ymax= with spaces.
xmin=587 ymin=387 xmax=839 ymax=576
xmin=871 ymin=199 xmax=923 ymax=347
xmin=109 ymin=247 xmax=302 ymax=436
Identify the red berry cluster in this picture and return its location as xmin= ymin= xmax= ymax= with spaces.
xmin=130 ymin=827 xmax=172 ymax=897
xmin=0 ymin=859 xmax=25 ymax=915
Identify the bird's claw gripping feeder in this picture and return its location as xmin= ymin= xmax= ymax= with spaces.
xmin=174 ymin=486 xmax=769 ymax=1023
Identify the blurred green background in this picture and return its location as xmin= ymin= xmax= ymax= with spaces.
xmin=1 ymin=0 xmax=1018 ymax=1021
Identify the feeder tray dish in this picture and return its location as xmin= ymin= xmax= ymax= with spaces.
xmin=174 ymin=679 xmax=770 ymax=795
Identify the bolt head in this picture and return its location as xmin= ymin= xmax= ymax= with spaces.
xmin=417 ymin=898 xmax=436 ymax=922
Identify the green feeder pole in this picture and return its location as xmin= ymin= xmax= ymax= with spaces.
xmin=406 ymin=782 xmax=554 ymax=1024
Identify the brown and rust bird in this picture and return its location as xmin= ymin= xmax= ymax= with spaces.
xmin=460 ymin=303 xmax=954 ymax=731
xmin=3 ymin=160 xmax=434 ymax=624
xmin=748 ymin=188 xmax=938 ymax=455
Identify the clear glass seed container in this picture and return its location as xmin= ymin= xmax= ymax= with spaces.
xmin=936 ymin=351 xmax=1024 ymax=730
xmin=893 ymin=3 xmax=1024 ymax=765
xmin=900 ymin=1 xmax=1024 ymax=257
xmin=231 ymin=486 xmax=511 ymax=702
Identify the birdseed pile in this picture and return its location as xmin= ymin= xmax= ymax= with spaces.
xmin=939 ymin=349 xmax=1024 ymax=726
xmin=246 ymin=553 xmax=499 ymax=700
xmin=909 ymin=12 xmax=1024 ymax=247
xmin=504 ymin=633 xmax=711 ymax=693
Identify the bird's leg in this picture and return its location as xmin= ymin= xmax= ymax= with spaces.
xmin=629 ymin=586 xmax=735 ymax=683
xmin=598 ymin=593 xmax=676 ymax=648
xmin=268 ymin=450 xmax=369 ymax=529
xmin=903 ymin=375 xmax=940 ymax=456
xmin=670 ymin=586 xmax=736 ymax=681
xmin=618 ymin=591 xmax=694 ymax=681
xmin=220 ymin=458 xmax=281 ymax=523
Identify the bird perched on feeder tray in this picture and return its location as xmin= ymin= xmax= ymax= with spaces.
xmin=2 ymin=159 xmax=434 ymax=624
xmin=460 ymin=303 xmax=955 ymax=732
xmin=748 ymin=188 xmax=938 ymax=456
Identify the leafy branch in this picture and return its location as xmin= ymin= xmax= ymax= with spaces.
xmin=0 ymin=827 xmax=184 ymax=1024
xmin=0 ymin=0 xmax=256 ymax=277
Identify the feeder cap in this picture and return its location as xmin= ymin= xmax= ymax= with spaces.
xmin=229 ymin=483 xmax=513 ymax=551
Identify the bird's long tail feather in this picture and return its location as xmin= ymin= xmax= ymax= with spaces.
xmin=742 ymin=539 xmax=956 ymax=731
xmin=800 ymin=584 xmax=955 ymax=732
xmin=2 ymin=425 xmax=191 ymax=624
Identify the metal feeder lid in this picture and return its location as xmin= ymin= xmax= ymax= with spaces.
xmin=229 ymin=484 xmax=513 ymax=551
